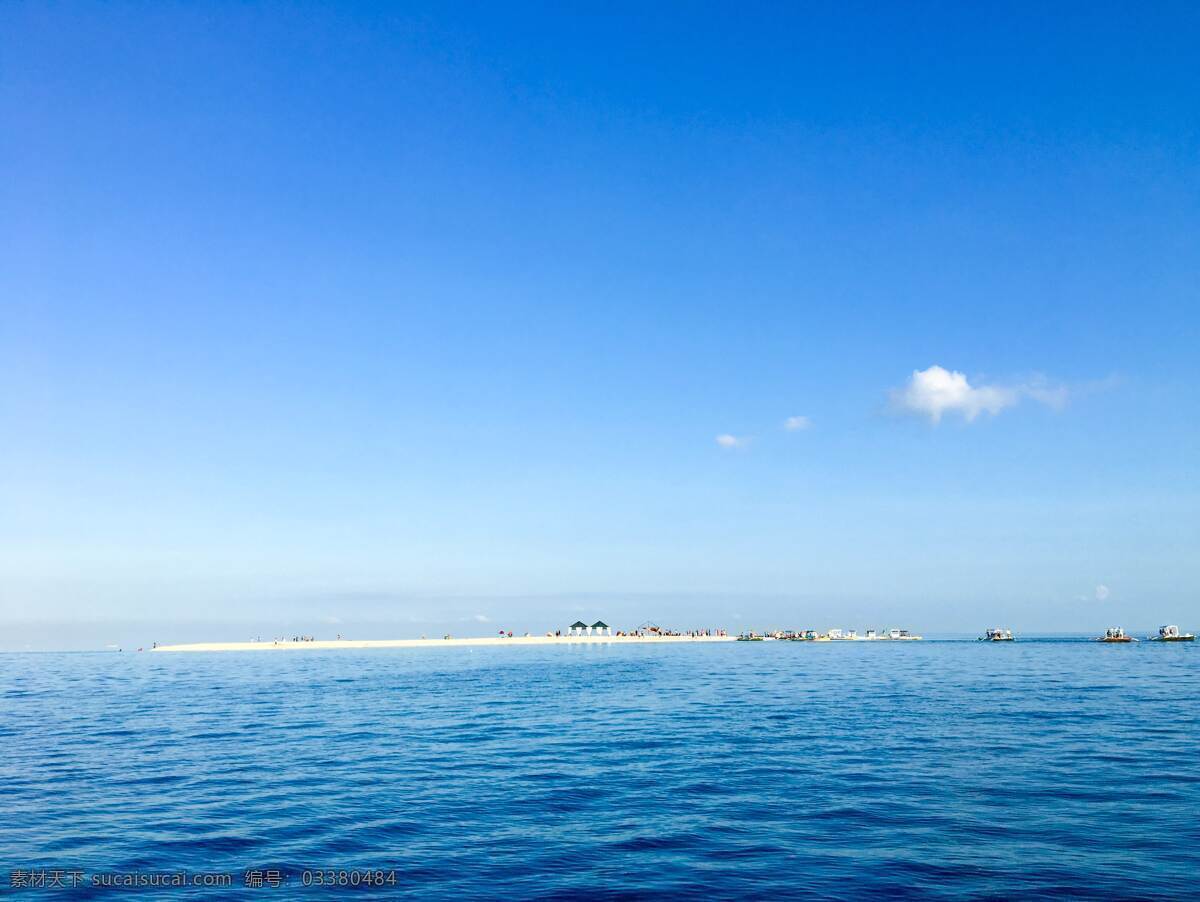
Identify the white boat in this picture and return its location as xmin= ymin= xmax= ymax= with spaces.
xmin=1150 ymin=625 xmax=1195 ymax=642
xmin=1095 ymin=627 xmax=1136 ymax=643
xmin=883 ymin=628 xmax=922 ymax=640
xmin=981 ymin=628 xmax=1014 ymax=641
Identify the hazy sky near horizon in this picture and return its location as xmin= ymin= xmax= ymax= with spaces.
xmin=3 ymin=2 xmax=1199 ymax=644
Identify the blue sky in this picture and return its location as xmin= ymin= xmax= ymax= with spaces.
xmin=2 ymin=2 xmax=1198 ymax=647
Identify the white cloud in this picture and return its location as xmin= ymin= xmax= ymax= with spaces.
xmin=1095 ymin=585 xmax=1110 ymax=601
xmin=473 ymin=613 xmax=491 ymax=623
xmin=891 ymin=365 xmax=1068 ymax=424
xmin=716 ymin=434 xmax=749 ymax=449
xmin=784 ymin=415 xmax=811 ymax=431
xmin=893 ymin=366 xmax=1015 ymax=423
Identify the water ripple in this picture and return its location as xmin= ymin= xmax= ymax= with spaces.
xmin=1 ymin=642 xmax=1198 ymax=896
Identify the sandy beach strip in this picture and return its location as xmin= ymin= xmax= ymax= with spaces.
xmin=151 ymin=635 xmax=736 ymax=652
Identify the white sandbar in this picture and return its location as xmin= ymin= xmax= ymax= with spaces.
xmin=151 ymin=635 xmax=736 ymax=652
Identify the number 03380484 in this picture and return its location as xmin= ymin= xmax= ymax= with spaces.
xmin=301 ymin=870 xmax=398 ymax=887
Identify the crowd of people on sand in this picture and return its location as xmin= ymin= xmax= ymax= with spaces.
xmin=542 ymin=627 xmax=728 ymax=638
xmin=447 ymin=627 xmax=732 ymax=640
xmin=618 ymin=628 xmax=726 ymax=637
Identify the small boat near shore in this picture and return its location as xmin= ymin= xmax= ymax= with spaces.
xmin=883 ymin=628 xmax=922 ymax=640
xmin=980 ymin=628 xmax=1014 ymax=641
xmin=736 ymin=633 xmax=765 ymax=641
xmin=1095 ymin=627 xmax=1136 ymax=643
xmin=1150 ymin=625 xmax=1195 ymax=642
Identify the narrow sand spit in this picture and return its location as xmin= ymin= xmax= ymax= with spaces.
xmin=152 ymin=635 xmax=736 ymax=652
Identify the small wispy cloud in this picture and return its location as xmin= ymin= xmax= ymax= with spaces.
xmin=1023 ymin=375 xmax=1070 ymax=411
xmin=473 ymin=613 xmax=491 ymax=623
xmin=784 ymin=415 xmax=811 ymax=431
xmin=891 ymin=365 xmax=1068 ymax=424
xmin=1094 ymin=585 xmax=1110 ymax=601
xmin=716 ymin=434 xmax=749 ymax=449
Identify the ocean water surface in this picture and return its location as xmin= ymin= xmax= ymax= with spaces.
xmin=2 ymin=640 xmax=1198 ymax=898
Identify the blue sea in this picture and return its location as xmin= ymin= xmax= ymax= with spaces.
xmin=3 ymin=640 xmax=1198 ymax=898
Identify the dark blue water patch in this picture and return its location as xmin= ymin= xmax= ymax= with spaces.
xmin=1 ymin=642 xmax=1198 ymax=897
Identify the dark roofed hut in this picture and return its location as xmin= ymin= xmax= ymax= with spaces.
xmin=591 ymin=620 xmax=611 ymax=636
xmin=569 ymin=620 xmax=589 ymax=636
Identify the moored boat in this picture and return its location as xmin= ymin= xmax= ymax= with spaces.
xmin=980 ymin=628 xmax=1014 ymax=641
xmin=883 ymin=628 xmax=922 ymax=640
xmin=1150 ymin=625 xmax=1195 ymax=642
xmin=1095 ymin=627 xmax=1136 ymax=643
xmin=784 ymin=630 xmax=820 ymax=641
